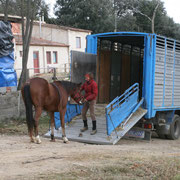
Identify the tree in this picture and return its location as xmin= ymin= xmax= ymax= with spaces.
xmin=0 ymin=0 xmax=50 ymax=89
xmin=114 ymin=0 xmax=163 ymax=33
xmin=133 ymin=0 xmax=165 ymax=33
xmin=116 ymin=13 xmax=139 ymax=32
xmin=54 ymin=0 xmax=114 ymax=33
xmin=159 ymin=16 xmax=180 ymax=40
xmin=17 ymin=0 xmax=42 ymax=89
xmin=0 ymin=0 xmax=20 ymax=17
xmin=0 ymin=0 xmax=10 ymax=21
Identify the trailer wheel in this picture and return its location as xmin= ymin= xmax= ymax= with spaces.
xmin=166 ymin=115 xmax=180 ymax=140
xmin=158 ymin=134 xmax=167 ymax=139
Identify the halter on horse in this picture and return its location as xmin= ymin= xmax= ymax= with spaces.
xmin=21 ymin=77 xmax=82 ymax=143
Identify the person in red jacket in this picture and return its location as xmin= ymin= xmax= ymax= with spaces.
xmin=80 ymin=72 xmax=98 ymax=135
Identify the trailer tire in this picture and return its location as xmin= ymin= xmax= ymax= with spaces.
xmin=166 ymin=115 xmax=180 ymax=140
xmin=158 ymin=134 xmax=167 ymax=139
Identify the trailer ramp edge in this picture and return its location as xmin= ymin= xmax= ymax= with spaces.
xmin=112 ymin=107 xmax=147 ymax=144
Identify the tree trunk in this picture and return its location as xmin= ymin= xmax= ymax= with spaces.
xmin=17 ymin=0 xmax=40 ymax=90
xmin=152 ymin=2 xmax=160 ymax=34
xmin=18 ymin=0 xmax=38 ymax=90
xmin=3 ymin=0 xmax=9 ymax=22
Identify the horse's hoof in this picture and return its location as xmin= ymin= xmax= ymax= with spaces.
xmin=36 ymin=140 xmax=42 ymax=144
xmin=35 ymin=135 xmax=41 ymax=144
xmin=63 ymin=137 xmax=69 ymax=143
xmin=30 ymin=136 xmax=36 ymax=143
xmin=50 ymin=139 xmax=56 ymax=142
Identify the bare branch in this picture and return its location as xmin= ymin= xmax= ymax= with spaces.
xmin=133 ymin=8 xmax=152 ymax=22
xmin=152 ymin=1 xmax=160 ymax=33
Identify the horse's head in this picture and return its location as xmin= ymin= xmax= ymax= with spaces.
xmin=71 ymin=83 xmax=84 ymax=104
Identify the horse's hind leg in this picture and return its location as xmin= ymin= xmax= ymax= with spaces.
xmin=34 ymin=106 xmax=42 ymax=144
xmin=49 ymin=112 xmax=55 ymax=142
xmin=60 ymin=108 xmax=68 ymax=143
xmin=29 ymin=128 xmax=35 ymax=143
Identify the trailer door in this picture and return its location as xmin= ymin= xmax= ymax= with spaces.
xmin=71 ymin=51 xmax=97 ymax=83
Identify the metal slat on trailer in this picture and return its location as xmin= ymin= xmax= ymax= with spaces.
xmin=154 ymin=36 xmax=180 ymax=110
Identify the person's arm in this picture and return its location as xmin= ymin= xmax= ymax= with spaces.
xmin=80 ymin=83 xmax=85 ymax=92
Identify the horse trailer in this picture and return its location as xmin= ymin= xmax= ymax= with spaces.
xmin=49 ymin=32 xmax=180 ymax=144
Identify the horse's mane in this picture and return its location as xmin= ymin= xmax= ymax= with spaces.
xmin=57 ymin=81 xmax=78 ymax=93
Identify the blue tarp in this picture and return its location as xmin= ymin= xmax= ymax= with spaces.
xmin=54 ymin=102 xmax=83 ymax=129
xmin=0 ymin=68 xmax=17 ymax=87
xmin=0 ymin=52 xmax=14 ymax=69
xmin=0 ymin=21 xmax=16 ymax=88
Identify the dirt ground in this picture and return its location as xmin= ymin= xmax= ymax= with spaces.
xmin=0 ymin=134 xmax=180 ymax=180
xmin=0 ymin=104 xmax=180 ymax=180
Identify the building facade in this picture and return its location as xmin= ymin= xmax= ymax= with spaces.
xmin=11 ymin=20 xmax=91 ymax=78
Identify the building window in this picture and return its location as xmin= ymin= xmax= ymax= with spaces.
xmin=46 ymin=51 xmax=51 ymax=64
xmin=20 ymin=51 xmax=23 ymax=57
xmin=76 ymin=37 xmax=81 ymax=48
xmin=53 ymin=51 xmax=58 ymax=64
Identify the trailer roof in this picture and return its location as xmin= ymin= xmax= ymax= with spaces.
xmin=90 ymin=32 xmax=151 ymax=47
xmin=91 ymin=31 xmax=150 ymax=37
xmin=86 ymin=31 xmax=180 ymax=54
xmin=90 ymin=31 xmax=180 ymax=44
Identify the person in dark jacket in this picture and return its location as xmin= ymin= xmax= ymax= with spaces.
xmin=80 ymin=72 xmax=98 ymax=135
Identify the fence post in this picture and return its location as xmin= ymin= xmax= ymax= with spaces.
xmin=26 ymin=69 xmax=29 ymax=80
xmin=52 ymin=68 xmax=57 ymax=80
xmin=18 ymin=90 xmax=21 ymax=117
xmin=64 ymin=64 xmax=66 ymax=73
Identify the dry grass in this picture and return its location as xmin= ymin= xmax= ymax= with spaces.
xmin=0 ymin=115 xmax=50 ymax=136
xmin=30 ymin=156 xmax=180 ymax=180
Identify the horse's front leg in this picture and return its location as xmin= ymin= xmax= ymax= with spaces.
xmin=60 ymin=108 xmax=68 ymax=143
xmin=49 ymin=112 xmax=55 ymax=142
xmin=34 ymin=106 xmax=42 ymax=144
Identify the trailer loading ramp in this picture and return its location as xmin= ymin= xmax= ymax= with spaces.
xmin=45 ymin=106 xmax=147 ymax=145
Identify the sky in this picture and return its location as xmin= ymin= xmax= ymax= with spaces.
xmin=161 ymin=0 xmax=180 ymax=24
xmin=45 ymin=0 xmax=56 ymax=18
xmin=45 ymin=0 xmax=180 ymax=24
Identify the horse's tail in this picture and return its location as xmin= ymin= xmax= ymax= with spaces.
xmin=23 ymin=84 xmax=34 ymax=133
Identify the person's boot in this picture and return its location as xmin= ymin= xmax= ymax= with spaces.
xmin=80 ymin=120 xmax=88 ymax=132
xmin=90 ymin=120 xmax=97 ymax=135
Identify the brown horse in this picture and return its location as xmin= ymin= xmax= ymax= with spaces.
xmin=21 ymin=77 xmax=82 ymax=144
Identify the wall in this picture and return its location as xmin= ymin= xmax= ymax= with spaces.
xmin=0 ymin=91 xmax=25 ymax=122
xmin=32 ymin=24 xmax=69 ymax=45
xmin=14 ymin=45 xmax=69 ymax=78
xmin=32 ymin=23 xmax=90 ymax=53
xmin=13 ymin=22 xmax=91 ymax=77
xmin=68 ymin=30 xmax=90 ymax=52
